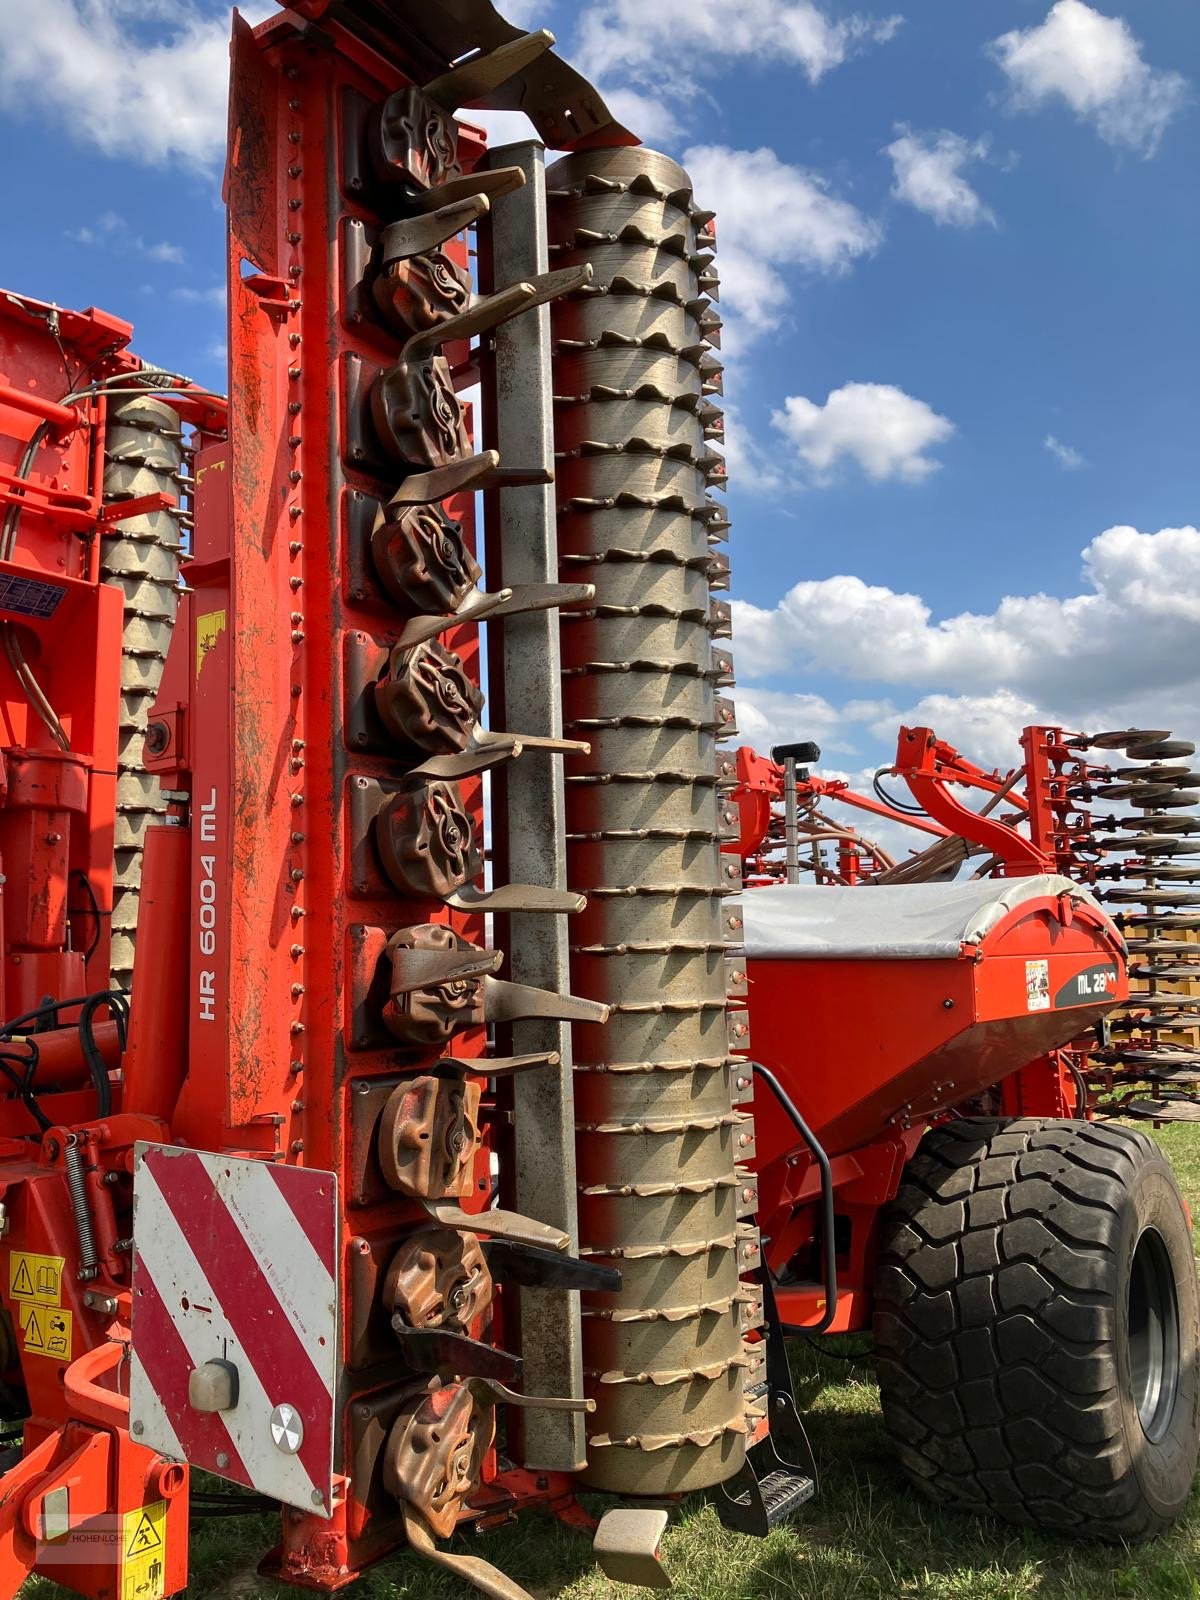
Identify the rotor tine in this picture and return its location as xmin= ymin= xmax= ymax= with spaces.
xmin=388 ymin=945 xmax=502 ymax=994
xmin=468 ymin=1377 xmax=595 ymax=1414
xmin=401 ymin=1507 xmax=537 ymax=1600
xmin=409 ymin=165 xmax=527 ymax=214
xmin=379 ymin=195 xmax=490 ymax=266
xmin=403 ymin=266 xmax=593 ymax=362
xmin=387 ymin=452 xmax=552 ymax=507
xmin=487 ymin=582 xmax=595 ymax=617
xmin=475 ymin=730 xmax=590 ymax=756
xmin=406 ymin=740 xmax=524 ymax=783
xmin=445 ymin=883 xmax=585 ymax=914
xmin=467 ymin=1049 xmax=566 ymax=1075
xmin=422 ymin=1199 xmax=570 ymax=1252
xmin=482 ymin=975 xmax=610 ymax=1025
xmin=392 ymin=588 xmax=514 ymax=650
xmin=422 ymin=30 xmax=555 ymax=111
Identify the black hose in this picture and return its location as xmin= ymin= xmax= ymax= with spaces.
xmin=69 ymin=872 xmax=104 ymax=962
xmin=0 ymin=1047 xmax=48 ymax=1131
xmin=751 ymin=1062 xmax=838 ymax=1334
xmin=872 ymin=768 xmax=929 ymax=817
xmin=1067 ymin=1057 xmax=1092 ymax=1119
xmin=77 ymin=993 xmax=128 ymax=1119
xmin=189 ymin=1493 xmax=278 ymax=1518
xmin=788 ymin=1331 xmax=869 ymax=1362
xmin=0 ymin=989 xmax=129 ymax=1125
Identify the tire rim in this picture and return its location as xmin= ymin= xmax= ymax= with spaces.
xmin=1128 ymin=1226 xmax=1181 ymax=1444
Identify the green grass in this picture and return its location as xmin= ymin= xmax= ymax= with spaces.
xmin=22 ymin=1124 xmax=1200 ymax=1600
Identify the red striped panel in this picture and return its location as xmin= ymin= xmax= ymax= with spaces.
xmin=266 ymin=1162 xmax=337 ymax=1277
xmin=133 ymin=1258 xmax=254 ymax=1488
xmin=144 ymin=1148 xmax=333 ymax=1495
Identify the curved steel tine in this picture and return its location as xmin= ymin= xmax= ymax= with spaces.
xmin=392 ymin=588 xmax=514 ymax=650
xmin=423 ymin=30 xmax=555 ymax=111
xmin=446 ymin=883 xmax=585 ymax=914
xmin=488 ymin=582 xmax=595 ymax=616
xmin=474 ymin=730 xmax=590 ymax=755
xmin=481 ymin=976 xmax=610 ymax=1025
xmin=410 ymin=165 xmax=527 ymax=214
xmin=388 ymin=945 xmax=502 ymax=995
xmin=386 ymin=451 xmax=501 ymax=507
xmin=401 ymin=1508 xmax=536 ymax=1600
xmin=403 ymin=265 xmax=593 ymax=362
xmin=468 ymin=1377 xmax=595 ymax=1415
xmin=407 ymin=740 xmax=523 ymax=783
xmin=461 ymin=1051 xmax=562 ymax=1077
xmin=422 ymin=1199 xmax=570 ymax=1252
xmin=379 ymin=194 xmax=490 ymax=267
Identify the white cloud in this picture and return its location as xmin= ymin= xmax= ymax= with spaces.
xmin=573 ymin=1 xmax=900 ymax=142
xmin=1044 ymin=433 xmax=1085 ymax=469
xmin=146 ymin=241 xmax=185 ymax=265
xmin=731 ymin=524 xmax=1200 ymax=744
xmin=772 ymin=382 xmax=954 ymax=484
xmin=499 ymin=0 xmax=551 ymax=22
xmin=0 ymin=0 xmax=273 ymax=171
xmin=578 ymin=0 xmax=900 ymax=88
xmin=682 ymin=146 xmax=881 ymax=352
xmin=885 ymin=127 xmax=994 ymax=227
xmin=172 ymin=285 xmax=227 ymax=307
xmin=65 ymin=211 xmax=185 ymax=267
xmin=734 ymin=687 xmax=856 ymax=754
xmin=989 ymin=0 xmax=1188 ymax=156
xmin=866 ymin=690 xmax=1051 ymax=771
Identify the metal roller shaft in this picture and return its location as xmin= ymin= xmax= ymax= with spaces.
xmin=549 ymin=147 xmax=755 ymax=1495
xmin=101 ymin=396 xmax=185 ymax=990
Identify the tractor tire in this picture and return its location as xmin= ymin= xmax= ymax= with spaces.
xmin=874 ymin=1117 xmax=1200 ymax=1541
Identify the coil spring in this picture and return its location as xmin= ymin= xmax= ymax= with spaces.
xmin=64 ymin=1136 xmax=101 ymax=1282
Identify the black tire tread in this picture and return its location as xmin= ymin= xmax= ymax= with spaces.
xmin=873 ymin=1116 xmax=1194 ymax=1541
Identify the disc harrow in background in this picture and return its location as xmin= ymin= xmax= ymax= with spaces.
xmin=1080 ymin=731 xmax=1200 ymax=1123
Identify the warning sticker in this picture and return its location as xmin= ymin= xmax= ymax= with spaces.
xmin=18 ymin=1301 xmax=72 ymax=1359
xmin=9 ymin=1251 xmax=64 ymax=1305
xmin=1025 ymin=958 xmax=1051 ymax=1012
xmin=195 ymin=608 xmax=227 ymax=678
xmin=121 ymin=1500 xmax=167 ymax=1600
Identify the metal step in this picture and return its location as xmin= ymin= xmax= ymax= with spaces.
xmin=715 ymin=1449 xmax=815 ymax=1537
xmin=749 ymin=1465 xmax=816 ymax=1526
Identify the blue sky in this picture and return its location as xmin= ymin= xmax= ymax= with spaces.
xmin=0 ymin=0 xmax=1196 ymax=782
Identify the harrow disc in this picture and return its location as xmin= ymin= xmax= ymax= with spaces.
xmin=1130 ymin=792 xmax=1200 ymax=810
xmin=1085 ymin=729 xmax=1171 ymax=750
xmin=1125 ymin=739 xmax=1197 ymax=761
xmin=1124 ymin=1097 xmax=1200 ymax=1123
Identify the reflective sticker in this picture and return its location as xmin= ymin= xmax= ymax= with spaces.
xmin=121 ymin=1500 xmax=167 ymax=1600
xmin=1025 ymin=958 xmax=1051 ymax=1012
xmin=9 ymin=1251 xmax=64 ymax=1305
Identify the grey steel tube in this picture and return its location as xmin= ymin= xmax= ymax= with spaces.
xmin=482 ymin=138 xmax=587 ymax=1473
xmin=548 ymin=147 xmax=757 ymax=1495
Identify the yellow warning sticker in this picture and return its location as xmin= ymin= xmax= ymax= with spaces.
xmin=9 ymin=1251 xmax=64 ymax=1305
xmin=18 ymin=1301 xmax=72 ymax=1359
xmin=195 ymin=608 xmax=227 ymax=677
xmin=121 ymin=1500 xmax=167 ymax=1600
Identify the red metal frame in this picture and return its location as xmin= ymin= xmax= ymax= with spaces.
xmin=0 ymin=290 xmax=225 ymax=1593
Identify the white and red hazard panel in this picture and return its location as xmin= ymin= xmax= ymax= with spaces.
xmin=129 ymin=1145 xmax=339 ymax=1515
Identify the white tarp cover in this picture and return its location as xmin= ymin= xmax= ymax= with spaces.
xmin=742 ymin=874 xmax=1096 ymax=961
